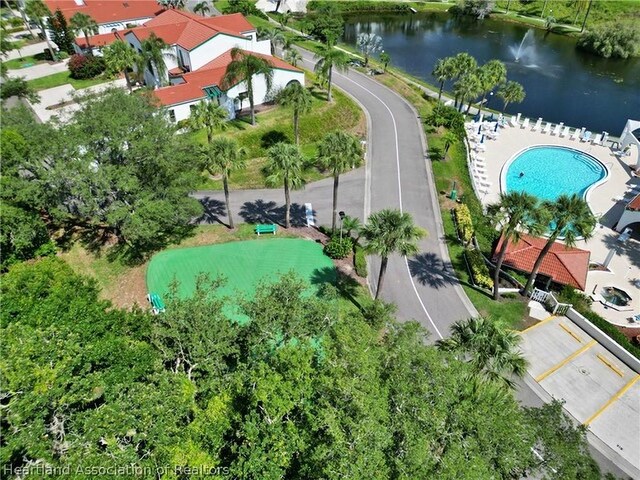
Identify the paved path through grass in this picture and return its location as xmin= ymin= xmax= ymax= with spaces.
xmin=146 ymin=238 xmax=336 ymax=319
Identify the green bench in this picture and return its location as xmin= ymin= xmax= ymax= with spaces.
xmin=255 ymin=223 xmax=277 ymax=235
xmin=147 ymin=292 xmax=166 ymax=314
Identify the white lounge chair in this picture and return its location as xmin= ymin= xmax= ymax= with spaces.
xmin=560 ymin=126 xmax=570 ymax=137
xmin=477 ymin=179 xmax=492 ymax=187
xmin=520 ymin=118 xmax=530 ymax=129
xmin=475 ymin=143 xmax=486 ymax=152
xmin=581 ymin=131 xmax=592 ymax=142
xmin=592 ymin=133 xmax=602 ymax=145
xmin=602 ymin=132 xmax=609 ymax=145
xmin=552 ymin=124 xmax=561 ymax=136
xmin=510 ymin=115 xmax=519 ymax=127
xmin=570 ymin=128 xmax=580 ymax=140
xmin=532 ymin=118 xmax=542 ymax=131
xmin=542 ymin=122 xmax=551 ymax=134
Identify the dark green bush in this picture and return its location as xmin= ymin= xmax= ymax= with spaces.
xmin=0 ymin=77 xmax=39 ymax=102
xmin=68 ymin=54 xmax=106 ymax=79
xmin=577 ymin=22 xmax=640 ymax=59
xmin=425 ymin=103 xmax=465 ymax=138
xmin=309 ymin=1 xmax=413 ymax=13
xmin=324 ymin=236 xmax=352 ymax=259
xmin=354 ymin=244 xmax=367 ymax=277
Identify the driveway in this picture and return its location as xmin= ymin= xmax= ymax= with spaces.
xmin=8 ymin=59 xmax=69 ymax=80
xmin=195 ymin=48 xmax=477 ymax=339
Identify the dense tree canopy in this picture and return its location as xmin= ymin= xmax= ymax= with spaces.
xmin=1 ymin=258 xmax=600 ymax=478
xmin=1 ymin=90 xmax=202 ymax=257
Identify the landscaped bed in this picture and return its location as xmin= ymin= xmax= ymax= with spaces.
xmin=146 ymin=237 xmax=336 ymax=321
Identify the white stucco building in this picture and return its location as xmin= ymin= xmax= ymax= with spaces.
xmin=121 ymin=9 xmax=304 ymax=122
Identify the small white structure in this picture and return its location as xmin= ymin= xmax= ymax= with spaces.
xmin=619 ymin=119 xmax=640 ymax=171
xmin=256 ymin=0 xmax=308 ymax=13
xmin=616 ymin=194 xmax=640 ymax=232
xmin=122 ymin=10 xmax=304 ymax=122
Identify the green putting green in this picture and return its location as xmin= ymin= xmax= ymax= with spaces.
xmin=146 ymin=238 xmax=336 ymax=319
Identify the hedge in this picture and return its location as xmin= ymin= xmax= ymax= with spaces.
xmin=453 ymin=204 xmax=473 ymax=245
xmin=465 ymin=249 xmax=493 ymax=290
xmin=308 ymin=1 xmax=414 ymax=13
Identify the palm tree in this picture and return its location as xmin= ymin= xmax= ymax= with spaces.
xmin=437 ymin=316 xmax=528 ymax=389
xmin=25 ymin=0 xmax=57 ymax=61
xmin=314 ymin=44 xmax=349 ymax=102
xmin=188 ymin=100 xmax=228 ymax=145
xmin=453 ymin=73 xmax=482 ymax=114
xmin=380 ymin=51 xmax=391 ymax=72
xmin=277 ymin=82 xmax=312 ymax=145
xmin=279 ymin=11 xmax=291 ymax=28
xmin=102 ymin=40 xmax=140 ymax=92
xmin=523 ymin=194 xmax=595 ymax=295
xmin=222 ymin=48 xmax=274 ymax=126
xmin=69 ymin=12 xmax=98 ymax=54
xmin=193 ymin=1 xmax=211 ymax=16
xmin=356 ymin=32 xmax=382 ymax=67
xmin=488 ymin=191 xmax=540 ymax=300
xmin=265 ymin=143 xmax=306 ymax=228
xmin=141 ymin=33 xmax=175 ymax=87
xmin=432 ymin=57 xmax=455 ymax=102
xmin=317 ymin=132 xmax=363 ymax=232
xmin=284 ymin=48 xmax=301 ymax=67
xmin=476 ymin=59 xmax=506 ymax=114
xmin=442 ymin=130 xmax=458 ymax=156
xmin=451 ymin=52 xmax=477 ymax=107
xmin=201 ymin=137 xmax=246 ymax=229
xmin=342 ymin=215 xmax=361 ymax=240
xmin=497 ymin=80 xmax=526 ymax=115
xmin=258 ymin=27 xmax=284 ymax=56
xmin=362 ymin=209 xmax=426 ymax=300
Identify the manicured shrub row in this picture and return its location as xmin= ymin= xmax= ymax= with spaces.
xmin=465 ymin=249 xmax=493 ymax=290
xmin=354 ymin=244 xmax=367 ymax=277
xmin=68 ymin=54 xmax=106 ymax=80
xmin=453 ymin=204 xmax=473 ymax=244
xmin=308 ymin=1 xmax=415 ymax=13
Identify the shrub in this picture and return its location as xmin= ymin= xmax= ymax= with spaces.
xmin=453 ymin=204 xmax=474 ymax=244
xmin=425 ymin=103 xmax=465 ymax=138
xmin=324 ymin=235 xmax=352 ymax=259
xmin=0 ymin=77 xmax=39 ymax=102
xmin=68 ymin=54 xmax=106 ymax=79
xmin=354 ymin=244 xmax=367 ymax=277
xmin=308 ymin=1 xmax=413 ymax=13
xmin=58 ymin=51 xmax=69 ymax=60
xmin=465 ymin=248 xmax=493 ymax=290
xmin=577 ymin=22 xmax=640 ymax=59
xmin=8 ymin=17 xmax=24 ymax=28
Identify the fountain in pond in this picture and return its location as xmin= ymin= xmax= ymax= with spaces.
xmin=510 ymin=29 xmax=536 ymax=65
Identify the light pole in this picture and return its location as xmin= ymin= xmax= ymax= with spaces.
xmin=339 ymin=211 xmax=346 ymax=240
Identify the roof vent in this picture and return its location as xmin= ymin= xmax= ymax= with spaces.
xmin=73 ymin=0 xmax=85 ymax=5
xmin=123 ymin=2 xmax=129 ymax=6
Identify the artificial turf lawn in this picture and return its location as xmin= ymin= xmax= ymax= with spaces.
xmin=146 ymin=238 xmax=336 ymax=321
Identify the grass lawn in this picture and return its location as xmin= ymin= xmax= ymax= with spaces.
xmin=27 ymin=71 xmax=109 ymax=91
xmin=193 ymin=73 xmax=365 ymax=190
xmin=4 ymin=55 xmax=48 ymax=70
xmin=146 ymin=238 xmax=336 ymax=321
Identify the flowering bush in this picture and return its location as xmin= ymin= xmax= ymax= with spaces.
xmin=68 ymin=54 xmax=106 ymax=79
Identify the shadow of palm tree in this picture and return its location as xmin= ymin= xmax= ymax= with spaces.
xmin=261 ymin=130 xmax=290 ymax=149
xmin=599 ymin=230 xmax=640 ymax=270
xmin=240 ymin=199 xmax=279 ymax=224
xmin=408 ymin=252 xmax=460 ymax=289
xmin=196 ymin=197 xmax=227 ymax=226
xmin=309 ymin=266 xmax=337 ymax=287
xmin=273 ymin=202 xmax=308 ymax=227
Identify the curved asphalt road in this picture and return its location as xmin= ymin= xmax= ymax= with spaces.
xmin=195 ymin=48 xmax=477 ymax=339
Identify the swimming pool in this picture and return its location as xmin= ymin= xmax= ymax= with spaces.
xmin=504 ymin=146 xmax=607 ymax=202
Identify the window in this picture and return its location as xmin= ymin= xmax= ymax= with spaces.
xmin=190 ymin=104 xmax=196 ymax=114
xmin=168 ymin=110 xmax=176 ymax=122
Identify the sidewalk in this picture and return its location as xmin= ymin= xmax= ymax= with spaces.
xmin=8 ymin=59 xmax=69 ymax=80
xmin=4 ymin=41 xmax=49 ymax=60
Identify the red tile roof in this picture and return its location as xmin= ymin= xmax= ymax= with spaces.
xmin=44 ymin=0 xmax=162 ymax=25
xmin=130 ymin=9 xmax=254 ymax=50
xmin=628 ymin=193 xmax=640 ymax=211
xmin=75 ymin=31 xmax=120 ymax=48
xmin=154 ymin=49 xmax=301 ymax=106
xmin=493 ymin=234 xmax=590 ymax=290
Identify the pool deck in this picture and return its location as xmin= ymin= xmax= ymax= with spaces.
xmin=467 ymin=120 xmax=640 ymax=328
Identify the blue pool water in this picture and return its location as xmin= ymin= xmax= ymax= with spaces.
xmin=505 ymin=146 xmax=606 ymax=201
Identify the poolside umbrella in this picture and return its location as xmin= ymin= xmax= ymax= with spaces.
xmin=579 ymin=127 xmax=586 ymax=138
xmin=477 ymin=122 xmax=482 ymax=134
xmin=480 ymin=134 xmax=485 ymax=144
xmin=494 ymin=121 xmax=499 ymax=132
xmin=478 ymin=113 xmax=484 ymax=124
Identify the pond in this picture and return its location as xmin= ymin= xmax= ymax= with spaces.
xmin=343 ymin=12 xmax=640 ymax=135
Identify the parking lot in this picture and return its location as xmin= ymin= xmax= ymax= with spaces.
xmin=520 ymin=315 xmax=639 ymax=476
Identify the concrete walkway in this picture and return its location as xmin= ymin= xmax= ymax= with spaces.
xmin=7 ymin=59 xmax=69 ymax=80
xmin=4 ymin=40 xmax=49 ymax=60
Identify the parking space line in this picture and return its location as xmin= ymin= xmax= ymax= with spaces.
xmin=596 ymin=353 xmax=625 ymax=377
xmin=584 ymin=375 xmax=640 ymax=426
xmin=535 ymin=340 xmax=597 ymax=382
xmin=559 ymin=323 xmax=584 ymax=343
xmin=520 ymin=315 xmax=555 ymax=334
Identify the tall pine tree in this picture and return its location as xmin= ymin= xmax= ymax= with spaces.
xmin=47 ymin=9 xmax=75 ymax=54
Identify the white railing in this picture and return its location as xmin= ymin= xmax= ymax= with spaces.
xmin=530 ymin=288 xmax=572 ymax=315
